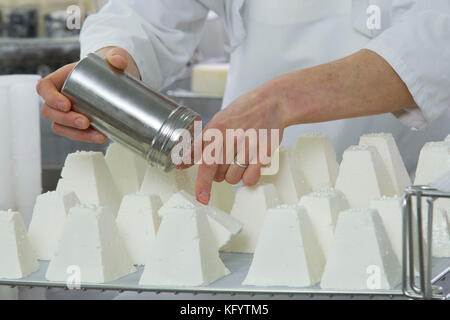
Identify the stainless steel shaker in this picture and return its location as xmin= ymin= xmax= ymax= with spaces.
xmin=61 ymin=53 xmax=200 ymax=171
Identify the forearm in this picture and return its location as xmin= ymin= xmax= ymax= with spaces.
xmin=277 ymin=49 xmax=415 ymax=127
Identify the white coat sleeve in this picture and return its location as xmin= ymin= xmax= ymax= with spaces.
xmin=364 ymin=1 xmax=450 ymax=130
xmin=79 ymin=0 xmax=209 ymax=90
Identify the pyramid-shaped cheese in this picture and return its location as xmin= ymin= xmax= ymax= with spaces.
xmin=320 ymin=208 xmax=401 ymax=290
xmin=140 ymin=165 xmax=194 ymax=202
xmin=294 ymin=133 xmax=339 ymax=191
xmin=299 ymin=189 xmax=348 ymax=259
xmin=46 ymin=205 xmax=136 ymax=283
xmin=139 ymin=206 xmax=230 ymax=286
xmin=445 ymin=135 xmax=450 ymax=142
xmin=431 ymin=209 xmax=450 ymax=257
xmin=370 ymin=196 xmax=403 ymax=262
xmin=56 ymin=151 xmax=121 ymax=216
xmin=260 ymin=147 xmax=310 ymax=204
xmin=28 ymin=191 xmax=80 ymax=260
xmin=243 ymin=205 xmax=325 ymax=287
xmin=105 ymin=143 xmax=147 ymax=198
xmin=116 ymin=194 xmax=162 ymax=265
xmin=159 ymin=191 xmax=242 ymax=250
xmin=0 ymin=210 xmax=39 ymax=279
xmin=359 ymin=133 xmax=411 ymax=195
xmin=414 ymin=141 xmax=450 ymax=185
xmin=335 ymin=145 xmax=395 ymax=208
xmin=222 ymin=184 xmax=280 ymax=253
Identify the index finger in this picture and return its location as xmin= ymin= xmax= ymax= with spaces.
xmin=36 ymin=63 xmax=76 ymax=112
xmin=196 ymin=162 xmax=219 ymax=205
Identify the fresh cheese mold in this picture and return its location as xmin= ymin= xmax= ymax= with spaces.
xmin=414 ymin=141 xmax=450 ymax=185
xmin=359 ymin=133 xmax=411 ymax=195
xmin=56 ymin=151 xmax=122 ymax=217
xmin=139 ymin=206 xmax=230 ymax=286
xmin=187 ymin=165 xmax=236 ymax=213
xmin=140 ymin=165 xmax=195 ymax=202
xmin=105 ymin=143 xmax=147 ymax=198
xmin=28 ymin=191 xmax=80 ymax=260
xmin=370 ymin=196 xmax=403 ymax=262
xmin=299 ymin=189 xmax=348 ymax=259
xmin=46 ymin=204 xmax=136 ymax=283
xmin=431 ymin=209 xmax=450 ymax=257
xmin=222 ymin=184 xmax=280 ymax=253
xmin=320 ymin=208 xmax=401 ymax=290
xmin=260 ymin=147 xmax=311 ymax=204
xmin=0 ymin=210 xmax=39 ymax=279
xmin=335 ymin=145 xmax=395 ymax=208
xmin=294 ymin=133 xmax=339 ymax=191
xmin=159 ymin=191 xmax=242 ymax=250
xmin=116 ymin=194 xmax=163 ymax=265
xmin=191 ymin=63 xmax=229 ymax=96
xmin=243 ymin=205 xmax=325 ymax=287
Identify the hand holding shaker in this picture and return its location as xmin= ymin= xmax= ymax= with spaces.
xmin=61 ymin=53 xmax=201 ymax=172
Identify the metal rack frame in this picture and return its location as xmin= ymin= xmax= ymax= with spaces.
xmin=1 ymin=186 xmax=449 ymax=300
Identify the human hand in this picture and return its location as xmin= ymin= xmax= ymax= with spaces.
xmin=37 ymin=47 xmax=141 ymax=143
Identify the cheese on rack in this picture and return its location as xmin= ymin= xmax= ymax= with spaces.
xmin=260 ymin=147 xmax=311 ymax=204
xmin=359 ymin=133 xmax=411 ymax=195
xmin=335 ymin=145 xmax=395 ymax=208
xmin=46 ymin=205 xmax=136 ymax=283
xmin=0 ymin=210 xmax=39 ymax=279
xmin=222 ymin=184 xmax=280 ymax=253
xmin=370 ymin=196 xmax=403 ymax=262
xmin=294 ymin=133 xmax=339 ymax=191
xmin=187 ymin=165 xmax=236 ymax=213
xmin=28 ymin=191 xmax=80 ymax=260
xmin=299 ymin=189 xmax=348 ymax=259
xmin=140 ymin=165 xmax=194 ymax=202
xmin=56 ymin=151 xmax=121 ymax=217
xmin=105 ymin=143 xmax=147 ymax=198
xmin=116 ymin=194 xmax=162 ymax=265
xmin=159 ymin=191 xmax=242 ymax=250
xmin=320 ymin=208 xmax=401 ymax=290
xmin=191 ymin=63 xmax=229 ymax=96
xmin=139 ymin=206 xmax=230 ymax=286
xmin=414 ymin=141 xmax=450 ymax=185
xmin=243 ymin=205 xmax=325 ymax=287
xmin=431 ymin=209 xmax=450 ymax=257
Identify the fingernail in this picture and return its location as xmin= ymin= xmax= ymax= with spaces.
xmin=93 ymin=134 xmax=105 ymax=143
xmin=57 ymin=102 xmax=66 ymax=111
xmin=75 ymin=118 xmax=85 ymax=129
xmin=198 ymin=191 xmax=210 ymax=204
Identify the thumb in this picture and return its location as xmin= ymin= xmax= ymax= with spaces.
xmin=105 ymin=47 xmax=129 ymax=70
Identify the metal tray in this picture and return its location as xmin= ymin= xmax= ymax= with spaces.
xmin=1 ymin=253 xmax=448 ymax=299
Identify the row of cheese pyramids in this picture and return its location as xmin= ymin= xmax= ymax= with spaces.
xmin=1 ymin=133 xmax=448 ymax=290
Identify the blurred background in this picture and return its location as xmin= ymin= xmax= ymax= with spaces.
xmin=0 ymin=0 xmax=229 ymax=192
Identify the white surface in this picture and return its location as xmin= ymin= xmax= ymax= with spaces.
xmin=0 ymin=85 xmax=13 ymax=212
xmin=158 ymin=191 xmax=242 ymax=250
xmin=432 ymin=209 xmax=450 ymax=258
xmin=28 ymin=191 xmax=80 ymax=260
xmin=299 ymin=189 xmax=348 ymax=259
xmin=0 ymin=210 xmax=39 ymax=279
xmin=105 ymin=143 xmax=147 ymax=198
xmin=46 ymin=205 xmax=136 ymax=283
xmin=359 ymin=133 xmax=411 ymax=195
xmin=116 ymin=194 xmax=162 ymax=265
xmin=294 ymin=133 xmax=339 ymax=191
xmin=139 ymin=206 xmax=230 ymax=286
xmin=335 ymin=145 xmax=396 ymax=208
xmin=191 ymin=63 xmax=229 ymax=96
xmin=57 ymin=151 xmax=121 ymax=216
xmin=244 ymin=205 xmax=325 ymax=287
xmin=140 ymin=165 xmax=194 ymax=202
xmin=414 ymin=141 xmax=450 ymax=185
xmin=260 ymin=147 xmax=310 ymax=205
xmin=222 ymin=184 xmax=280 ymax=253
xmin=320 ymin=208 xmax=401 ymax=290
xmin=370 ymin=196 xmax=403 ymax=263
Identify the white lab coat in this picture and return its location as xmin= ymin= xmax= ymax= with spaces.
xmin=79 ymin=0 xmax=450 ymax=173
